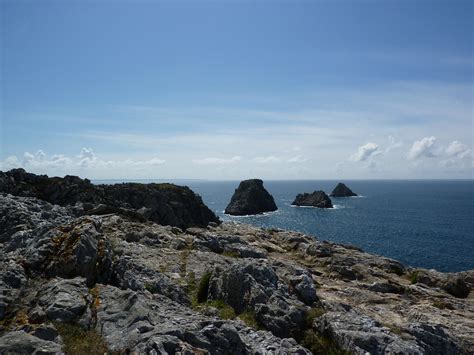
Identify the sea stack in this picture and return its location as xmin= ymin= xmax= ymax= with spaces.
xmin=292 ymin=191 xmax=333 ymax=208
xmin=225 ymin=179 xmax=277 ymax=216
xmin=330 ymin=182 xmax=357 ymax=197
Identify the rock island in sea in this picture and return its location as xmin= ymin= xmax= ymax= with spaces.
xmin=225 ymin=179 xmax=278 ymax=216
xmin=0 ymin=169 xmax=472 ymax=354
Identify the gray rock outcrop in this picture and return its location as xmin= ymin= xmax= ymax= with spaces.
xmin=0 ymin=185 xmax=472 ymax=354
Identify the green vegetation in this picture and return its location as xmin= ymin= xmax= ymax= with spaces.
xmin=207 ymin=300 xmax=236 ymax=319
xmin=144 ymin=282 xmax=157 ymax=293
xmin=300 ymin=306 xmax=350 ymax=355
xmin=222 ymin=250 xmax=240 ymax=258
xmin=238 ymin=309 xmax=261 ymax=329
xmin=179 ymin=249 xmax=192 ymax=277
xmin=196 ymin=271 xmax=212 ymax=303
xmin=305 ymin=307 xmax=326 ymax=327
xmin=186 ymin=271 xmax=261 ymax=328
xmin=409 ymin=271 xmax=419 ymax=284
xmin=432 ymin=299 xmax=454 ymax=310
xmin=384 ymin=323 xmax=403 ymax=335
xmin=265 ymin=227 xmax=280 ymax=235
xmin=54 ymin=323 xmax=108 ymax=355
xmin=302 ymin=330 xmax=352 ymax=355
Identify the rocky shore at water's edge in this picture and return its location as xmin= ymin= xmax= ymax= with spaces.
xmin=0 ymin=170 xmax=473 ymax=354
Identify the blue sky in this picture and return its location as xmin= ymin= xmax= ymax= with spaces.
xmin=1 ymin=0 xmax=473 ymax=179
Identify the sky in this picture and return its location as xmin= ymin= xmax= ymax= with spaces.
xmin=1 ymin=0 xmax=473 ymax=180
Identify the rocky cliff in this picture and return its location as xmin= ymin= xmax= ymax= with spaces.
xmin=1 ymin=191 xmax=472 ymax=354
xmin=0 ymin=169 xmax=219 ymax=229
xmin=225 ymin=179 xmax=278 ymax=216
xmin=292 ymin=191 xmax=333 ymax=208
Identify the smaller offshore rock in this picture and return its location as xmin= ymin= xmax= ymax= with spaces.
xmin=292 ymin=191 xmax=333 ymax=208
xmin=330 ymin=182 xmax=357 ymax=197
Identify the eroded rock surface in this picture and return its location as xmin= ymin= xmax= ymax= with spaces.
xmin=0 ymin=192 xmax=472 ymax=354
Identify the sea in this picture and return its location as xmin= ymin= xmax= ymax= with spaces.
xmin=95 ymin=179 xmax=474 ymax=273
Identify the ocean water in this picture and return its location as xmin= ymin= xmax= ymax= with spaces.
xmin=188 ymin=180 xmax=474 ymax=273
xmin=96 ymin=179 xmax=474 ymax=272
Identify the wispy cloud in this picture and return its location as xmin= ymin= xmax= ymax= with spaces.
xmin=0 ymin=148 xmax=166 ymax=178
xmin=351 ymin=143 xmax=380 ymax=162
xmin=192 ymin=156 xmax=242 ymax=165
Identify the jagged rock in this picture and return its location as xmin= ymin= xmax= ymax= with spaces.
xmin=292 ymin=191 xmax=333 ymax=208
xmin=315 ymin=311 xmax=424 ymax=354
xmin=95 ymin=284 xmax=310 ymax=354
xmin=23 ymin=216 xmax=113 ymax=285
xmin=367 ymin=282 xmax=404 ymax=294
xmin=415 ymin=270 xmax=470 ymax=298
xmin=0 ymin=183 xmax=473 ymax=354
xmin=290 ymin=274 xmax=318 ymax=305
xmin=225 ymin=179 xmax=277 ymax=216
xmin=0 ymin=193 xmax=72 ymax=246
xmin=407 ymin=323 xmax=463 ymax=355
xmin=30 ymin=323 xmax=60 ymax=342
xmin=36 ymin=277 xmax=90 ymax=323
xmin=207 ymin=261 xmax=308 ymax=339
xmin=254 ymin=297 xmax=307 ymax=339
xmin=0 ymin=331 xmax=63 ymax=354
xmin=0 ymin=169 xmax=220 ymax=228
xmin=330 ymin=182 xmax=357 ymax=197
xmin=207 ymin=261 xmax=279 ymax=313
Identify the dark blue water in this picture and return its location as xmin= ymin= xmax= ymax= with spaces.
xmin=95 ymin=179 xmax=474 ymax=272
xmin=187 ymin=180 xmax=474 ymax=272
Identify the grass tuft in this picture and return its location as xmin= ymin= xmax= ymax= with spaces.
xmin=55 ymin=322 xmax=108 ymax=355
xmin=238 ymin=309 xmax=261 ymax=329
xmin=409 ymin=271 xmax=419 ymax=284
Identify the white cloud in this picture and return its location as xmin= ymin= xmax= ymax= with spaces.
xmin=385 ymin=135 xmax=403 ymax=153
xmin=352 ymin=142 xmax=380 ymax=162
xmin=0 ymin=148 xmax=166 ymax=177
xmin=1 ymin=156 xmax=22 ymax=170
xmin=146 ymin=158 xmax=167 ymax=166
xmin=408 ymin=136 xmax=437 ymax=160
xmin=192 ymin=156 xmax=242 ymax=165
xmin=253 ymin=156 xmax=281 ymax=164
xmin=287 ymin=155 xmax=310 ymax=163
xmin=445 ymin=140 xmax=471 ymax=159
xmin=78 ymin=147 xmax=97 ymax=168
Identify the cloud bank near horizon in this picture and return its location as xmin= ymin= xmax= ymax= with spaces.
xmin=1 ymin=134 xmax=471 ymax=180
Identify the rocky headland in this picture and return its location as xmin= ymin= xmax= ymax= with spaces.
xmin=292 ymin=191 xmax=333 ymax=209
xmin=330 ymin=183 xmax=357 ymax=197
xmin=0 ymin=168 xmax=219 ymax=229
xmin=225 ymin=179 xmax=278 ymax=216
xmin=0 ymin=170 xmax=473 ymax=354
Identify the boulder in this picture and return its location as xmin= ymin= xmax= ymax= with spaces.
xmin=225 ymin=179 xmax=277 ymax=216
xmin=292 ymin=191 xmax=333 ymax=208
xmin=330 ymin=182 xmax=357 ymax=197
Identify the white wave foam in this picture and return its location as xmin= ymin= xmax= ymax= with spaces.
xmin=290 ymin=205 xmax=341 ymax=210
xmin=223 ymin=210 xmax=280 ymax=218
